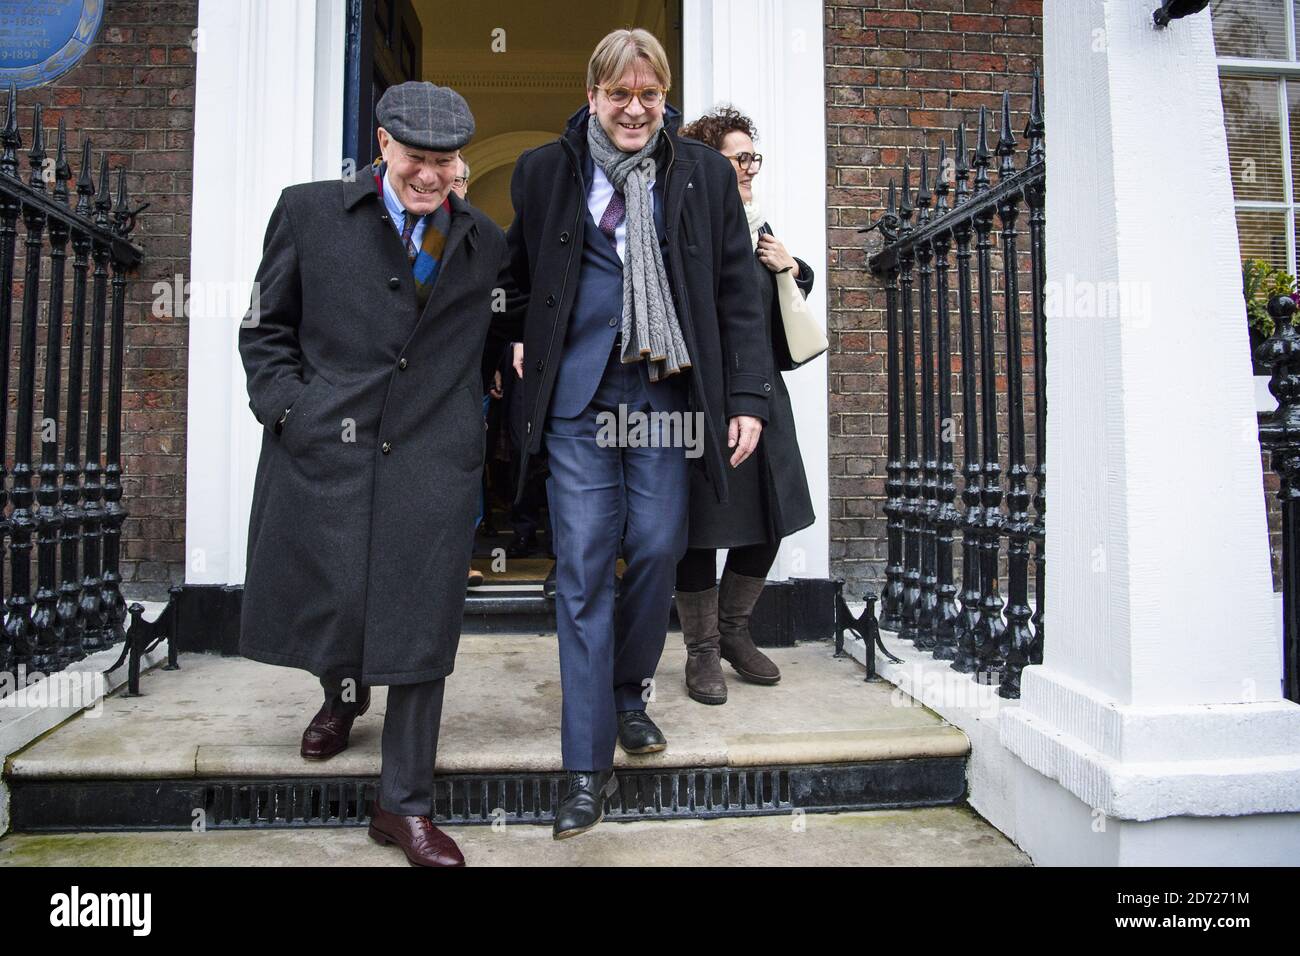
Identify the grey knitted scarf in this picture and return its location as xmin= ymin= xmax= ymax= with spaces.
xmin=586 ymin=115 xmax=691 ymax=381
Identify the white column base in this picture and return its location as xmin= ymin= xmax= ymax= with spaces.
xmin=1001 ymin=665 xmax=1300 ymax=820
xmin=1012 ymin=757 xmax=1300 ymax=867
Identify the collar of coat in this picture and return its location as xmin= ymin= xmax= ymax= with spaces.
xmin=562 ymin=101 xmax=683 ymax=166
xmin=341 ymin=160 xmax=478 ymax=266
xmin=341 ymin=163 xmax=473 ymax=220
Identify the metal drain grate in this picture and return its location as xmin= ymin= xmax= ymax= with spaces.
xmin=200 ymin=768 xmax=795 ymax=828
xmin=8 ymin=758 xmax=966 ymax=831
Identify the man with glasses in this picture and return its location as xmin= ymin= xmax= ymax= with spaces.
xmin=452 ymin=155 xmax=470 ymax=199
xmin=504 ymin=28 xmax=772 ymax=839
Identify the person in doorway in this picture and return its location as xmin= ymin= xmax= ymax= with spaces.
xmin=673 ymin=106 xmax=817 ymax=704
xmin=238 ymin=81 xmax=515 ymax=867
xmin=504 ymin=29 xmax=771 ymax=839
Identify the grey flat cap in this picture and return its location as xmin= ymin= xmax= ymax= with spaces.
xmin=376 ymin=81 xmax=475 ymax=151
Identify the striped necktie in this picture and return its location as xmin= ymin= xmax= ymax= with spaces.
xmin=399 ymin=214 xmax=418 ymax=262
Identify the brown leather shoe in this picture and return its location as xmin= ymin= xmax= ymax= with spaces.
xmin=299 ymin=686 xmax=371 ymax=760
xmin=368 ymin=801 xmax=466 ymax=867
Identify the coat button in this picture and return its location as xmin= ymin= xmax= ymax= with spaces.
xmin=398 ymin=357 xmax=408 ymax=370
xmin=608 ymin=317 xmax=617 ymax=327
xmin=546 ymin=294 xmax=556 ymax=307
xmin=560 ymin=232 xmax=570 ymax=244
xmin=381 ymin=441 xmax=392 ymax=454
xmin=535 ymin=359 xmax=544 ymax=372
xmin=526 ymin=420 xmax=532 ymax=434
xmin=763 ymin=383 xmax=772 ymax=392
xmin=389 ymin=277 xmax=400 ymax=289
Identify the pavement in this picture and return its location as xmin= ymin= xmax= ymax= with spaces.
xmin=0 ymin=805 xmax=1030 ymax=866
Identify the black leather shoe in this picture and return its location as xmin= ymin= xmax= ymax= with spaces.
xmin=616 ymin=709 xmax=667 ymax=754
xmin=543 ymin=563 xmax=557 ymax=599
xmin=552 ymin=770 xmax=618 ymax=840
xmin=506 ymin=531 xmax=538 ymax=558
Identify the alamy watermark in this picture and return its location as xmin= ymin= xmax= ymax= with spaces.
xmin=0 ymin=666 xmax=105 ymax=715
xmin=595 ymin=404 xmax=705 ymax=459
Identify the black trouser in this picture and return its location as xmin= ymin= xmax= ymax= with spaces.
xmin=321 ymin=673 xmax=446 ymax=816
xmin=675 ymin=541 xmax=781 ymax=593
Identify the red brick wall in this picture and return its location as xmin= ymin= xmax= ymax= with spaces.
xmin=823 ymin=0 xmax=1043 ymax=597
xmin=8 ymin=0 xmax=196 ymax=600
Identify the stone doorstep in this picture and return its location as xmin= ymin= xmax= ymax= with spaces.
xmin=6 ymin=635 xmax=969 ymax=781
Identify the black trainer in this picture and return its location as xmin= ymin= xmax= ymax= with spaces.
xmin=552 ymin=770 xmax=619 ymax=840
xmin=616 ymin=709 xmax=667 ymax=754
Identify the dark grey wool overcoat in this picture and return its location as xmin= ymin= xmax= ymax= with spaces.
xmin=238 ymin=177 xmax=513 ymax=686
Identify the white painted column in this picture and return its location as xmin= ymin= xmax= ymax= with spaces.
xmin=682 ymin=0 xmax=830 ymax=581
xmin=185 ymin=0 xmax=344 ymax=586
xmin=1000 ymin=0 xmax=1300 ymax=865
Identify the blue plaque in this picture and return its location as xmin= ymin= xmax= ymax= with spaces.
xmin=0 ymin=0 xmax=104 ymax=90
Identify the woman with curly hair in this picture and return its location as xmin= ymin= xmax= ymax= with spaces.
xmin=674 ymin=106 xmax=817 ymax=704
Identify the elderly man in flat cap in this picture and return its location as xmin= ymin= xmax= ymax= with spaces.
xmin=238 ymin=82 xmax=514 ymax=867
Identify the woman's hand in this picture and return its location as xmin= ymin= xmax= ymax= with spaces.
xmin=512 ymin=341 xmax=524 ymax=379
xmin=757 ymin=233 xmax=799 ymax=277
xmin=728 ymin=415 xmax=763 ymax=467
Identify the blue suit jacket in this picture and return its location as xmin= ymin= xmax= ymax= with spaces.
xmin=547 ymin=148 xmax=686 ymax=419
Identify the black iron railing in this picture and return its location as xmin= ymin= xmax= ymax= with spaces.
xmin=863 ymin=77 xmax=1047 ymax=699
xmin=1257 ymin=295 xmax=1300 ymax=704
xmin=0 ymin=85 xmax=147 ymax=694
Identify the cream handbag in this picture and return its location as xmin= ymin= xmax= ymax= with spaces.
xmin=775 ymin=266 xmax=828 ymax=366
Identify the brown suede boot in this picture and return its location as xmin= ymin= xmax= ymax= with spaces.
xmin=674 ymin=587 xmax=728 ymax=705
xmin=717 ymin=569 xmax=781 ymax=685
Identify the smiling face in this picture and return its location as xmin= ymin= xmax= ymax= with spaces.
xmin=721 ymin=130 xmax=757 ymax=204
xmin=586 ymin=58 xmax=666 ymax=153
xmin=376 ymin=127 xmax=459 ymax=214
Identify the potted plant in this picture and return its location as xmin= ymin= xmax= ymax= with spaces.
xmin=1244 ymin=258 xmax=1300 ymax=375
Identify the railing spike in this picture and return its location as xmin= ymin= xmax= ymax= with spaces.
xmin=973 ymin=106 xmax=992 ymax=193
xmin=899 ymin=158 xmax=914 ymax=235
xmin=935 ymin=139 xmax=950 ymax=214
xmin=54 ymin=117 xmax=70 ymax=204
xmin=997 ymin=90 xmax=1017 ymax=180
xmin=916 ymin=149 xmax=932 ymax=224
xmin=113 ymin=167 xmax=129 ymax=234
xmin=27 ymin=102 xmax=45 ymax=189
xmin=0 ymin=81 xmax=18 ymax=179
xmin=94 ymin=152 xmax=111 ymax=227
xmin=76 ymin=138 xmax=94 ymax=216
xmin=1026 ymin=69 xmax=1046 ymax=167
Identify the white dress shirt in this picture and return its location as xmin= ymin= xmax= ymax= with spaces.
xmin=587 ymin=165 xmax=655 ymax=261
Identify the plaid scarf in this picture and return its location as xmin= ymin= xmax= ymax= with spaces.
xmin=373 ymin=158 xmax=451 ymax=307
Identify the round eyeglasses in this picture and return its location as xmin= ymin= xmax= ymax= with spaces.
xmin=597 ymin=85 xmax=667 ymax=109
xmin=724 ymin=151 xmax=763 ymax=172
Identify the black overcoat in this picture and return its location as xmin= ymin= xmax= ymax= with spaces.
xmin=238 ymin=177 xmax=513 ymax=685
xmin=504 ymin=104 xmax=773 ymax=505
xmin=687 ymin=243 xmax=817 ymax=547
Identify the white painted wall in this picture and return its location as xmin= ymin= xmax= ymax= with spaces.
xmin=683 ymin=0 xmax=831 ymax=581
xmin=185 ymin=0 xmax=344 ymax=585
